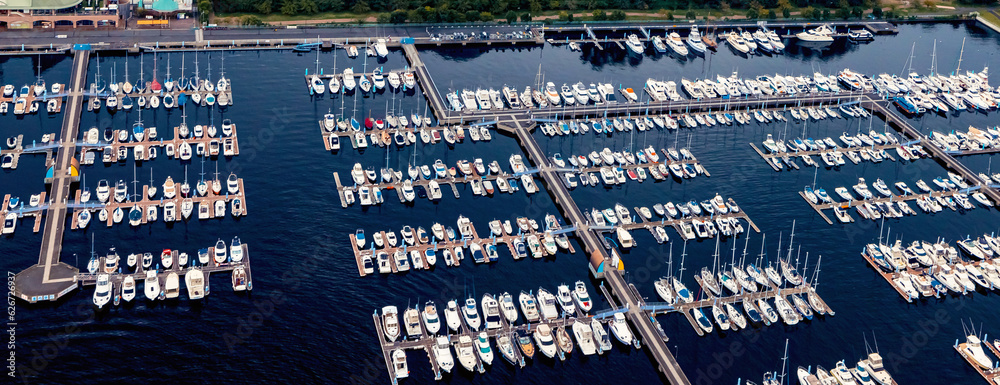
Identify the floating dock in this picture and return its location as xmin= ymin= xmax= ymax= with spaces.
xmin=76 ymin=243 xmax=253 ymax=299
xmin=954 ymin=335 xmax=1000 ymax=383
xmin=671 ymin=282 xmax=833 ymax=336
xmin=350 ymin=216 xmax=575 ymax=277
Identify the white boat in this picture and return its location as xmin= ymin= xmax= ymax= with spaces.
xmin=462 ymin=297 xmax=482 ymax=331
xmin=456 ymin=335 xmax=477 ymax=372
xmin=797 ymin=24 xmax=835 ymax=42
xmin=534 ymin=324 xmax=558 ymax=358
xmin=609 ymin=312 xmax=633 ymax=346
xmin=391 ymin=349 xmax=408 ymax=379
xmin=572 ymin=281 xmax=593 ymax=313
xmin=92 ymin=274 xmax=111 ymax=308
xmin=962 ymin=335 xmax=993 ymax=369
xmin=164 ymin=272 xmax=179 ymax=299
xmin=382 ymin=306 xmax=400 ymax=341
xmin=624 ymin=33 xmax=645 ymax=56
xmin=518 ymin=291 xmax=540 ymax=322
xmin=499 ymin=292 xmax=518 ymax=323
xmin=445 ymin=300 xmax=462 ymax=331
xmin=144 ymin=271 xmax=159 ymax=301
xmin=572 ymin=321 xmax=597 ymax=356
xmin=433 ymin=336 xmax=455 ymax=373
xmin=185 ymin=269 xmax=205 ymax=300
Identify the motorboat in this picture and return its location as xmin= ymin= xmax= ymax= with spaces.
xmin=610 ymin=312 xmax=633 ymax=346
xmin=797 ymin=24 xmax=835 ymax=43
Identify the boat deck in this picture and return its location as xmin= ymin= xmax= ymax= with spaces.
xmin=606 ymin=204 xmax=760 ymax=244
xmin=748 ymin=141 xmax=903 ymax=172
xmin=68 ymin=178 xmax=247 ymax=229
xmin=671 ymin=281 xmax=832 ymax=336
xmin=79 ymin=123 xmax=242 ymax=162
xmin=75 ymin=243 xmax=253 ymax=300
xmin=349 ymin=217 xmax=575 ymax=277
xmin=954 ymin=339 xmax=1000 ymax=384
xmin=1 ymin=193 xmax=48 ymax=233
xmin=798 ymin=186 xmax=981 ymax=225
xmin=373 ymin=304 xmax=612 ymax=381
xmin=860 ymin=248 xmax=1000 ymax=302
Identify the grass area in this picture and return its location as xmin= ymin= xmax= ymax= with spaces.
xmin=978 ymin=8 xmax=1000 ymax=26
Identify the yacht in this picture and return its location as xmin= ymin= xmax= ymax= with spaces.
xmin=797 ymin=24 xmax=835 ymax=42
xmin=455 ymin=335 xmax=477 ymax=371
xmin=432 ymin=336 xmax=455 ymax=373
xmin=610 ymin=312 xmax=633 ymax=346
xmin=382 ymin=306 xmax=400 ymax=341
xmin=463 ymin=297 xmax=482 ymax=331
xmin=481 ymin=294 xmax=502 ymax=330
xmin=534 ymin=324 xmax=558 ymax=358
xmin=499 ymin=292 xmax=518 ymax=323
xmin=92 ymin=274 xmax=112 ymax=308
xmin=518 ymin=291 xmax=541 ymax=322
xmin=185 ymin=269 xmax=205 ymax=300
xmin=687 ymin=27 xmax=708 ymax=53
xmin=536 ymin=287 xmax=558 ymax=320
xmin=214 ymin=239 xmax=227 ymax=264
xmin=230 ymin=237 xmax=244 ymax=262
xmin=572 ymin=281 xmax=593 ymax=312
xmin=666 ymin=32 xmax=689 ymax=55
xmin=624 ymin=33 xmax=645 ymax=56
xmin=144 ymin=271 xmax=159 ymax=301
xmin=962 ymin=335 xmax=993 ymax=369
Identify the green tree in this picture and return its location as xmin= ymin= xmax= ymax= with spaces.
xmin=800 ymin=6 xmax=813 ymax=18
xmin=480 ymin=11 xmax=494 ymax=20
xmin=255 ymin=0 xmax=272 ymax=13
xmin=198 ymin=0 xmax=212 ymax=15
xmin=280 ymin=0 xmax=297 ymax=15
xmin=609 ymin=10 xmax=625 ymax=19
xmin=835 ymin=6 xmax=849 ymax=19
xmin=746 ymin=7 xmax=759 ymax=18
xmin=390 ymin=9 xmax=408 ymax=22
xmin=505 ymin=10 xmax=517 ymax=23
xmin=299 ymin=0 xmax=319 ymax=13
xmin=782 ymin=7 xmax=790 ymax=17
xmin=821 ymin=8 xmax=829 ymax=19
xmin=377 ymin=12 xmax=390 ymax=22
xmin=767 ymin=9 xmax=776 ymax=18
xmin=529 ymin=0 xmax=542 ymax=14
xmin=352 ymin=0 xmax=371 ymax=13
xmin=465 ymin=10 xmax=480 ymax=20
xmin=872 ymin=5 xmax=883 ymax=18
xmin=851 ymin=7 xmax=863 ymax=17
xmin=685 ymin=10 xmax=696 ymax=19
xmin=592 ymin=9 xmax=607 ymax=19
xmin=240 ymin=14 xmax=264 ymax=25
xmin=521 ymin=12 xmax=531 ymax=21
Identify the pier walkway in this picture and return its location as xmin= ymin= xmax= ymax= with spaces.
xmin=401 ymin=43 xmax=449 ymax=123
xmin=862 ymin=97 xmax=1000 ymax=205
xmin=509 ymin=117 xmax=691 ymax=384
xmin=12 ymin=49 xmax=89 ymax=303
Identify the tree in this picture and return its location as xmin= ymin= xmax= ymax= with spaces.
xmin=835 ymin=6 xmax=849 ymax=19
xmin=782 ymin=7 xmax=789 ymax=17
xmin=609 ymin=10 xmax=626 ymax=19
xmin=685 ymin=10 xmax=696 ymax=19
xmin=240 ymin=14 xmax=264 ymax=25
xmin=390 ymin=9 xmax=408 ymax=22
xmin=505 ymin=10 xmax=517 ymax=23
xmin=748 ymin=0 xmax=764 ymax=18
xmin=521 ymin=12 xmax=531 ymax=21
xmin=592 ymin=9 xmax=607 ymax=20
xmin=351 ymin=0 xmax=371 ymax=13
xmin=821 ymin=8 xmax=830 ymax=19
xmin=851 ymin=7 xmax=863 ymax=18
xmin=280 ymin=0 xmax=297 ymax=15
xmin=767 ymin=9 xmax=776 ymax=18
xmin=720 ymin=1 xmax=730 ymax=12
xmin=465 ymin=10 xmax=479 ymax=20
xmin=530 ymin=0 xmax=542 ymax=13
xmin=377 ymin=13 xmax=390 ymax=22
xmin=198 ymin=0 xmax=212 ymax=16
xmin=872 ymin=5 xmax=883 ymax=18
xmin=299 ymin=0 xmax=319 ymax=14
xmin=746 ymin=7 xmax=759 ymax=18
xmin=480 ymin=11 xmax=494 ymax=20
xmin=255 ymin=0 xmax=272 ymax=13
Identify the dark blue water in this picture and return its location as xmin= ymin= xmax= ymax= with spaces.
xmin=3 ymin=22 xmax=999 ymax=385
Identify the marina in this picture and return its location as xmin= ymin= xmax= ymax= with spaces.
xmin=954 ymin=329 xmax=1000 ymax=384
xmin=861 ymin=237 xmax=1000 ymax=302
xmin=5 ymin=20 xmax=1000 ymax=385
xmin=349 ymin=215 xmax=577 ymax=277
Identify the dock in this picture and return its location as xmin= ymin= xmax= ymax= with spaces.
xmin=955 ymin=336 xmax=1000 ymax=383
xmin=861 ymin=98 xmax=1000 ymax=206
xmin=671 ymin=281 xmax=832 ymax=336
xmin=350 ymin=216 xmax=575 ymax=277
xmin=12 ymin=49 xmax=89 ymax=303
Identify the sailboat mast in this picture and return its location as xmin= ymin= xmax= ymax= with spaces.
xmin=956 ymin=37 xmax=966 ymax=73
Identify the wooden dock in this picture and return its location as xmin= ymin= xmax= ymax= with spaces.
xmin=87 ymin=122 xmax=241 ymax=163
xmin=68 ymin=178 xmax=247 ymax=230
xmin=955 ymin=338 xmax=1000 ymax=384
xmin=670 ymin=281 xmax=833 ymax=336
xmin=749 ymin=141 xmax=905 ymax=172
xmin=350 ymin=216 xmax=575 ymax=277
xmin=75 ymin=243 xmax=253 ymax=300
xmin=860 ymin=242 xmax=1000 ymax=302
xmin=798 ymin=186 xmax=979 ymax=225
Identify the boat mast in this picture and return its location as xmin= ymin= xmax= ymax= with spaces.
xmin=778 ymin=339 xmax=789 ymax=385
xmin=930 ymin=40 xmax=937 ymax=76
xmin=678 ymin=240 xmax=687 ymax=281
xmin=956 ymin=37 xmax=965 ymax=73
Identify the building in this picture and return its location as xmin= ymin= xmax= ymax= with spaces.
xmin=0 ymin=0 xmax=122 ymax=29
